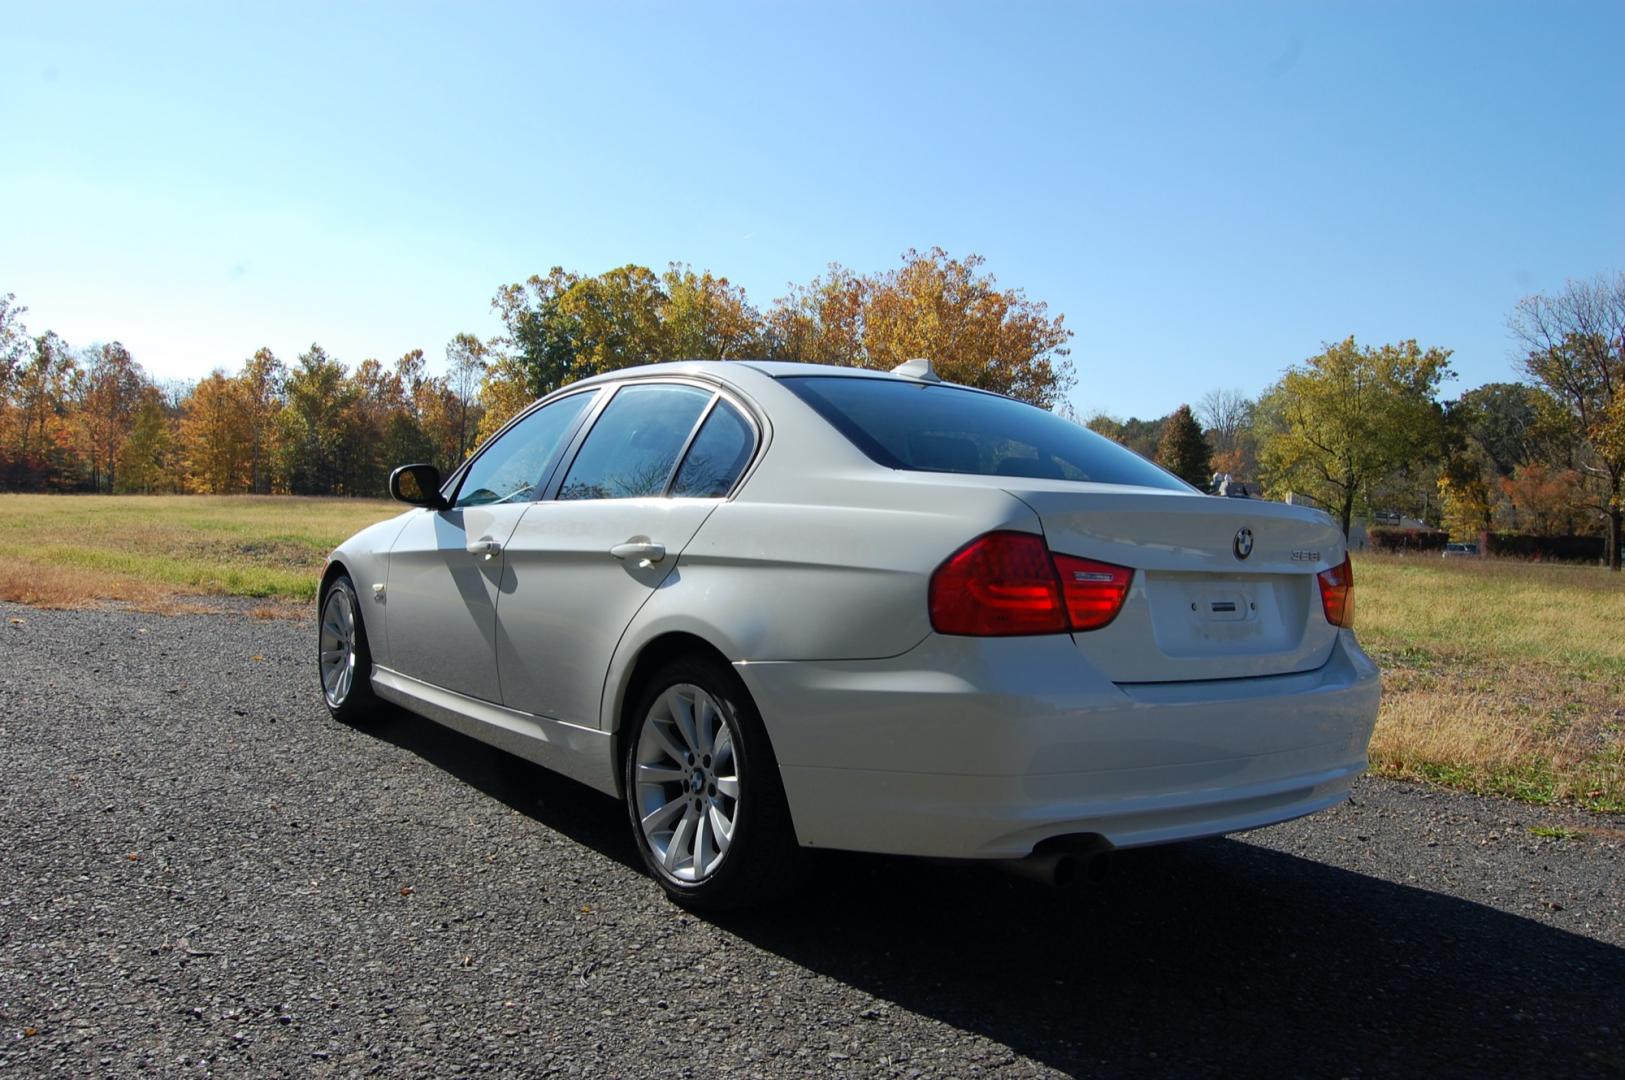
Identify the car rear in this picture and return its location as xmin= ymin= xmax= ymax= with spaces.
xmin=724 ymin=367 xmax=1381 ymax=861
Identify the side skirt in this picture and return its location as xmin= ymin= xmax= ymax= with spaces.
xmin=370 ymin=666 xmax=620 ymax=797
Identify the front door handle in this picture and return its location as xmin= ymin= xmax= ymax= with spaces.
xmin=467 ymin=537 xmax=502 ymax=559
xmin=610 ymin=540 xmax=666 ymax=567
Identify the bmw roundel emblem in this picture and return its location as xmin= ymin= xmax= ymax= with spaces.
xmin=1233 ymin=527 xmax=1254 ymax=560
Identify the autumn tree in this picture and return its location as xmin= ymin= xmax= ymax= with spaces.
xmin=1156 ymin=404 xmax=1212 ymax=487
xmin=9 ymin=332 xmax=80 ymax=489
xmin=662 ymin=264 xmax=764 ymax=360
xmin=277 ymin=345 xmax=357 ymax=495
xmin=79 ymin=342 xmax=147 ymax=492
xmin=493 ymin=268 xmax=584 ymax=397
xmin=767 ymin=248 xmax=1075 ymax=407
xmin=764 ymin=263 xmax=868 ymax=365
xmin=343 ymin=358 xmax=405 ymax=495
xmin=1196 ymin=387 xmax=1257 ymax=477
xmin=1255 ymin=337 xmax=1454 ymax=537
xmin=475 ymin=354 xmax=535 ymax=446
xmin=495 ymin=250 xmax=1075 ymax=408
xmin=180 ymin=372 xmax=250 ymax=492
xmin=1509 ymin=274 xmax=1625 ymax=570
xmin=0 ymin=294 xmax=29 ymax=482
xmin=1499 ymin=464 xmax=1587 ymax=535
xmin=445 ymin=333 xmax=489 ymax=460
xmin=239 ymin=348 xmax=285 ymax=494
xmin=0 ymin=294 xmax=26 ymax=419
xmin=117 ymin=388 xmax=175 ymax=493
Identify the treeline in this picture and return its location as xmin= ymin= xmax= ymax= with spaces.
xmin=0 ymin=248 xmax=1072 ymax=497
xmin=1086 ymin=273 xmax=1625 ymax=570
xmin=2 ymin=257 xmax=1619 ymax=569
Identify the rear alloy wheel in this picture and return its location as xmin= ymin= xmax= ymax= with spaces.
xmin=625 ymin=658 xmax=799 ymax=909
xmin=319 ymin=575 xmax=378 ymax=722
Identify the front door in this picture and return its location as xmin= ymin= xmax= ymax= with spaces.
xmin=384 ymin=389 xmax=599 ymax=701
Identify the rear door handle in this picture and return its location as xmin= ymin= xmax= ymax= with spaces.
xmin=610 ymin=540 xmax=666 ymax=567
xmin=467 ymin=537 xmax=502 ymax=559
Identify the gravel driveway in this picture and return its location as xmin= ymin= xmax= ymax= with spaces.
xmin=2 ymin=602 xmax=1621 ymax=1078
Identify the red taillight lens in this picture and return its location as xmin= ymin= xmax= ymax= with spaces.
xmin=930 ymin=531 xmax=1067 ymax=636
xmin=930 ymin=532 xmax=1134 ymax=636
xmin=1052 ymin=553 xmax=1134 ymax=631
xmin=1318 ymin=554 xmax=1355 ymax=628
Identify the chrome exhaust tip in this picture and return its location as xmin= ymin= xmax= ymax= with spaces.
xmin=1000 ymin=835 xmax=1113 ymax=887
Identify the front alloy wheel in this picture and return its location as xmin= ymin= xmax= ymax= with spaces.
xmin=318 ymin=574 xmax=376 ymax=722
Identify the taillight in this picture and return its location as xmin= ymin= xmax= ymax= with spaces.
xmin=929 ymin=531 xmax=1133 ymax=636
xmin=1318 ymin=554 xmax=1355 ymax=628
xmin=930 ymin=532 xmax=1067 ymax=636
xmin=1052 ymin=554 xmax=1134 ymax=631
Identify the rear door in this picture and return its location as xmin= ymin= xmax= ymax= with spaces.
xmin=496 ymin=381 xmax=759 ymax=726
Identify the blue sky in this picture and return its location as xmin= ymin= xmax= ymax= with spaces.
xmin=2 ymin=1 xmax=1621 ymax=418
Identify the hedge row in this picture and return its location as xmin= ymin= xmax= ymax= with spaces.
xmin=1480 ymin=532 xmax=1605 ymax=563
xmin=1368 ymin=527 xmax=1450 ymax=552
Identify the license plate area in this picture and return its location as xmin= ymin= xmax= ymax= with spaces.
xmin=1144 ymin=571 xmax=1308 ymax=657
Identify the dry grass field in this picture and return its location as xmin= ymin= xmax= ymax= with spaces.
xmin=1356 ymin=554 xmax=1624 ymax=812
xmin=1 ymin=495 xmax=1620 ymax=810
xmin=0 ymin=494 xmax=398 ymax=609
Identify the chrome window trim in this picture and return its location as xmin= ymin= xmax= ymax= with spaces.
xmin=542 ymin=375 xmax=765 ymax=504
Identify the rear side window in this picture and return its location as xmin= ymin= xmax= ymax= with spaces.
xmin=558 ymin=384 xmax=711 ymax=500
xmin=672 ymin=402 xmax=754 ymax=498
xmin=782 ymin=376 xmax=1189 ymax=491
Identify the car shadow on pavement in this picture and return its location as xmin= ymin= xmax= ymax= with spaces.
xmin=720 ymin=844 xmax=1625 ymax=1078
xmin=365 ymin=708 xmax=1625 ymax=1078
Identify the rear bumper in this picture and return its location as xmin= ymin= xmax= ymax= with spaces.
xmin=733 ymin=630 xmax=1381 ymax=860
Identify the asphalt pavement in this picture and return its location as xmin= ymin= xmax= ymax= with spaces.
xmin=1 ymin=602 xmax=1621 ymax=1078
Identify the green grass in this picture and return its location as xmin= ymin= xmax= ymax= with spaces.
xmin=1528 ymin=825 xmax=1584 ymax=840
xmin=0 ymin=494 xmax=400 ymax=604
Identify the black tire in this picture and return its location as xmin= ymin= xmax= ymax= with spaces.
xmin=318 ymin=574 xmax=379 ymax=724
xmin=623 ymin=655 xmax=802 ymax=910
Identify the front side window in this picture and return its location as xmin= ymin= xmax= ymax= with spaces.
xmin=558 ymin=384 xmax=711 ymax=501
xmin=782 ymin=376 xmax=1190 ymax=491
xmin=454 ymin=391 xmax=596 ymax=508
xmin=672 ymin=401 xmax=754 ymax=498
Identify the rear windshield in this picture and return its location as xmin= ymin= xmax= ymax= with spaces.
xmin=782 ymin=376 xmax=1190 ymax=491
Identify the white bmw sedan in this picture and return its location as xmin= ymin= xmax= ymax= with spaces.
xmin=320 ymin=359 xmax=1380 ymax=908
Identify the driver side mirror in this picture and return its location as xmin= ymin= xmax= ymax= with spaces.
xmin=389 ymin=463 xmax=449 ymax=510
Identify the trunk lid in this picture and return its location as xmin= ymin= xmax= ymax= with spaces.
xmin=1009 ymin=484 xmax=1347 ymax=683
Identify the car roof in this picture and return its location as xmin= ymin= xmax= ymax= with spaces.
xmin=731 ymin=360 xmax=907 ymax=379
xmin=573 ymin=358 xmax=923 ymax=382
xmin=569 ymin=359 xmax=1003 ymax=398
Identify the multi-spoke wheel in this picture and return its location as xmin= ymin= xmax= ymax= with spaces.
xmin=318 ymin=574 xmax=377 ymax=722
xmin=633 ymin=683 xmax=741 ymax=883
xmin=624 ymin=657 xmax=800 ymax=908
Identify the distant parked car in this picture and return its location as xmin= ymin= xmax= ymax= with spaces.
xmin=1442 ymin=542 xmax=1479 ymax=558
xmin=318 ymin=359 xmax=1381 ymax=908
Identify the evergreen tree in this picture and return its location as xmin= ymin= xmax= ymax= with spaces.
xmin=1156 ymin=404 xmax=1213 ymax=488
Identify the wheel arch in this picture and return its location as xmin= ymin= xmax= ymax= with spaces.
xmin=318 ymin=558 xmax=350 ymax=605
xmin=607 ymin=628 xmax=748 ymax=796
